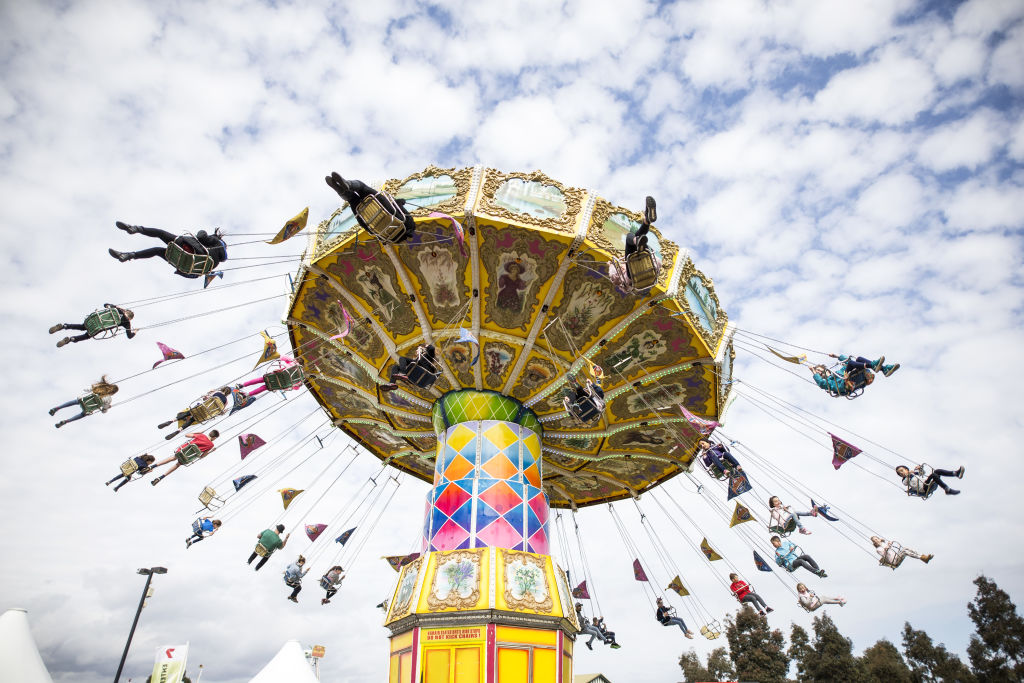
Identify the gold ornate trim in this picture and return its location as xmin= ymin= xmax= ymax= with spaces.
xmin=478 ymin=169 xmax=583 ymax=234
xmin=502 ymin=551 xmax=554 ymax=613
xmin=383 ymin=165 xmax=474 ymax=218
xmin=427 ymin=550 xmax=483 ymax=610
xmin=674 ymin=258 xmax=728 ymax=351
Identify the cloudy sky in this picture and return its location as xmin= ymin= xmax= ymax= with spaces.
xmin=1 ymin=0 xmax=1022 ymax=681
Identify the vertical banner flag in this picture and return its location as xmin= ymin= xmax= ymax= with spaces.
xmin=830 ymin=433 xmax=862 ymax=470
xmin=667 ymin=575 xmax=690 ymax=597
xmin=384 ymin=553 xmax=421 ymax=572
xmin=232 ymin=474 xmax=257 ymax=491
xmin=305 ymin=524 xmax=328 ymax=542
xmin=632 ymin=558 xmax=649 ymax=582
xmin=253 ymin=330 xmax=280 ymax=369
xmin=279 ymin=488 xmax=303 ymax=509
xmin=729 ymin=502 xmax=754 ymax=527
xmin=153 ymin=342 xmax=185 ymax=369
xmin=701 ymin=538 xmax=722 ymax=561
xmin=330 ymin=303 xmax=354 ymax=341
xmin=238 ymin=433 xmax=266 ymax=459
xmin=727 ymin=472 xmax=753 ymax=500
xmin=753 ymin=551 xmax=773 ymax=572
xmin=267 ymin=207 xmax=309 ymax=244
xmin=335 ymin=527 xmax=356 ymax=545
xmin=427 ymin=211 xmax=467 ymax=258
xmin=679 ymin=403 xmax=719 ymax=437
xmin=572 ymin=580 xmax=591 ymax=599
xmin=151 ymin=644 xmax=189 ymax=683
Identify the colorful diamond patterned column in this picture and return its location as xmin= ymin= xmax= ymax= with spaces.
xmin=424 ymin=418 xmax=549 ymax=554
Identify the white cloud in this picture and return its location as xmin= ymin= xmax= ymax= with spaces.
xmin=917 ymin=111 xmax=1004 ymax=172
xmin=989 ymin=23 xmax=1024 ymax=90
xmin=953 ymin=0 xmax=1024 ymax=37
xmin=812 ymin=48 xmax=937 ymax=125
xmin=933 ymin=36 xmax=988 ymax=85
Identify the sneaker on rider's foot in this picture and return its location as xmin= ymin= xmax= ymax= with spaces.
xmin=883 ymin=363 xmax=900 ymax=377
xmin=56 ymin=337 xmax=71 ymax=348
xmin=48 ymin=324 xmax=63 ymax=334
xmin=585 ymin=641 xmax=593 ymax=650
xmin=799 ymin=528 xmax=812 ymax=535
xmin=109 ymin=248 xmax=132 ymax=262
xmin=644 ymin=196 xmax=657 ymax=225
xmin=922 ymin=554 xmax=934 ymax=563
xmin=956 ymin=466 xmax=965 ymax=479
xmin=380 ymin=383 xmax=399 ymax=392
xmin=871 ymin=356 xmax=885 ymax=371
xmin=116 ymin=221 xmax=140 ymax=234
xmin=766 ymin=607 xmax=774 ymax=614
xmin=945 ymin=488 xmax=960 ymax=496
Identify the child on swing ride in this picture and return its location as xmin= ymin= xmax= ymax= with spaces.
xmin=768 ymin=495 xmax=816 ymax=536
xmin=50 ymin=303 xmax=136 ymax=348
xmin=321 ymin=566 xmax=345 ymax=605
xmin=104 ymin=454 xmax=156 ymax=492
xmin=771 ymin=536 xmax=827 ymax=577
xmin=381 ymin=344 xmax=437 ymax=392
xmin=655 ymin=597 xmax=695 ymax=639
xmin=796 ymin=583 xmax=846 ymax=611
xmin=50 ymin=376 xmax=119 ymax=428
xmin=896 ymin=464 xmax=964 ymax=497
xmin=809 ymin=353 xmax=899 ymax=396
xmin=148 ymin=430 xmax=220 ymax=486
xmin=697 ymin=438 xmax=742 ymax=477
xmin=728 ymin=573 xmax=773 ymax=616
xmin=284 ymin=556 xmax=309 ymax=603
xmin=157 ymin=386 xmax=231 ymax=440
xmin=186 ymin=518 xmax=222 ymax=548
xmin=871 ymin=536 xmax=933 ymax=566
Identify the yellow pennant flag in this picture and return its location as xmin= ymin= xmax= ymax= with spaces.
xmin=700 ymin=537 xmax=722 ymax=561
xmin=730 ymin=502 xmax=754 ymax=528
xmin=766 ymin=345 xmax=807 ymax=365
xmin=279 ymin=488 xmax=303 ymax=510
xmin=254 ymin=330 xmax=280 ymax=369
xmin=266 ymin=207 xmax=309 ymax=245
xmin=667 ymin=575 xmax=690 ymax=597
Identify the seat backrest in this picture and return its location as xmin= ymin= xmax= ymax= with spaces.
xmin=406 ymin=362 xmax=439 ymax=389
xmin=85 ymin=309 xmax=122 ymax=337
xmin=570 ymin=397 xmax=600 ymax=424
xmin=254 ymin=543 xmax=271 ymax=557
xmin=264 ymin=365 xmax=305 ymax=391
xmin=164 ymin=242 xmax=215 ymax=275
xmin=191 ymin=395 xmax=226 ymax=423
xmin=626 ymin=251 xmax=660 ymax=291
xmin=175 ymin=443 xmax=203 ymax=465
xmin=356 ymin=194 xmax=407 ymax=242
xmin=120 ymin=459 xmax=139 ymax=477
xmin=79 ymin=393 xmax=104 ymax=414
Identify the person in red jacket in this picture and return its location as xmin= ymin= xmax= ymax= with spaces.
xmin=728 ymin=573 xmax=773 ymax=616
xmin=148 ymin=430 xmax=220 ymax=486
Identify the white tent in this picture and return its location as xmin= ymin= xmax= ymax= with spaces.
xmin=0 ymin=608 xmax=55 ymax=683
xmin=249 ymin=639 xmax=319 ymax=683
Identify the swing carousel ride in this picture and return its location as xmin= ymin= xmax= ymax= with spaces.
xmin=54 ymin=164 xmax=947 ymax=683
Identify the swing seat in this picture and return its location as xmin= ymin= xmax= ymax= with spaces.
xmin=700 ymin=621 xmax=722 ymax=640
xmin=567 ymin=396 xmax=602 ymax=425
xmin=191 ymin=519 xmax=204 ymax=536
xmin=164 ymin=241 xmax=215 ymax=276
xmin=175 ymin=443 xmax=203 ymax=466
xmin=254 ymin=542 xmax=272 ymax=558
xmin=190 ymin=394 xmax=227 ymax=423
xmin=78 ymin=393 xmax=104 ymax=415
xmin=625 ymin=250 xmax=660 ymax=292
xmin=879 ymin=542 xmax=905 ymax=569
xmin=800 ymin=597 xmax=822 ymax=612
xmin=120 ymin=459 xmax=139 ymax=477
xmin=355 ymin=194 xmax=408 ymax=243
xmin=906 ymin=465 xmax=937 ymax=500
xmin=768 ymin=517 xmax=798 ymax=537
xmin=84 ymin=308 xmax=123 ymax=338
xmin=263 ymin=365 xmax=304 ymax=392
xmin=284 ymin=576 xmax=301 ymax=588
xmin=319 ymin=576 xmax=337 ymax=591
xmin=198 ymin=486 xmax=223 ymax=510
xmin=405 ymin=362 xmax=439 ymax=390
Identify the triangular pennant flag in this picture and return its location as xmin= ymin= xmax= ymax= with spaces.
xmin=335 ymin=527 xmax=356 ymax=545
xmin=152 ymin=342 xmax=185 ymax=369
xmin=730 ymin=502 xmax=754 ymax=527
xmin=279 ymin=488 xmax=303 ymax=510
xmin=427 ymin=211 xmax=467 ymax=258
xmin=571 ymin=580 xmax=590 ymax=599
xmin=253 ymin=330 xmax=280 ymax=369
xmin=632 ymin=558 xmax=649 ymax=582
xmin=727 ymin=472 xmax=753 ymax=500
xmin=229 ymin=385 xmax=259 ymax=415
xmin=811 ymin=499 xmax=839 ymax=522
xmin=766 ymin=345 xmax=807 ymax=365
xmin=305 ymin=523 xmax=328 ymax=542
xmin=384 ymin=552 xmax=420 ymax=572
xmin=329 ymin=303 xmax=354 ymax=341
xmin=238 ymin=433 xmax=266 ymax=459
xmin=700 ymin=538 xmax=722 ymax=561
xmin=679 ymin=403 xmax=719 ymax=437
xmin=753 ymin=551 xmax=773 ymax=572
xmin=266 ymin=207 xmax=309 ymax=245
xmin=456 ymin=327 xmax=480 ymax=366
xmin=830 ymin=433 xmax=862 ymax=470
xmin=202 ymin=271 xmax=224 ymax=289
xmin=667 ymin=575 xmax=690 ymax=597
xmin=232 ymin=474 xmax=257 ymax=491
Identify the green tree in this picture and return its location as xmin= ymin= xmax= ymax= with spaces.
xmin=967 ymin=576 xmax=1024 ymax=681
xmin=789 ymin=624 xmax=813 ymax=682
xmin=861 ymin=638 xmax=912 ymax=683
xmin=678 ymin=647 xmax=734 ymax=682
xmin=725 ymin=607 xmax=789 ymax=683
xmin=802 ymin=612 xmax=869 ymax=682
xmin=903 ymin=623 xmax=975 ymax=683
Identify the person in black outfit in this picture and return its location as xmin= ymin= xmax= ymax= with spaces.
xmin=624 ymin=196 xmax=657 ymax=258
xmin=655 ymin=597 xmax=694 ymax=638
xmin=382 ymin=344 xmax=437 ymax=392
xmin=108 ymin=222 xmax=228 ymax=278
xmin=50 ymin=303 xmax=136 ymax=348
xmin=593 ymin=616 xmax=620 ymax=649
xmin=325 ymin=172 xmax=415 ymax=243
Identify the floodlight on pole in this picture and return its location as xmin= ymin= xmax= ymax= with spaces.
xmin=114 ymin=567 xmax=168 ymax=682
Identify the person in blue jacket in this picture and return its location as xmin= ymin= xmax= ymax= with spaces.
xmin=810 ymin=353 xmax=899 ymax=396
xmin=771 ymin=536 xmax=827 ymax=577
xmin=186 ymin=518 xmax=222 ymax=548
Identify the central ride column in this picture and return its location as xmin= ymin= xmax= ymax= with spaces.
xmin=383 ymin=390 xmax=579 ymax=683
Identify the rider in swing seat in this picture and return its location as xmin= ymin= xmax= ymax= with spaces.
xmin=108 ymin=222 xmax=228 ymax=278
xmin=325 ymin=172 xmax=416 ymax=244
xmin=51 ymin=304 xmax=136 ymax=348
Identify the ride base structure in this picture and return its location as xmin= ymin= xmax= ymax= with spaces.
xmin=284 ymin=165 xmax=733 ymax=683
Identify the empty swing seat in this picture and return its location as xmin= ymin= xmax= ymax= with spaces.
xmin=84 ymin=308 xmax=123 ymax=338
xmin=701 ymin=621 xmax=722 ymax=639
xmin=355 ymin=194 xmax=408 ymax=243
xmin=164 ymin=241 xmax=215 ymax=276
xmin=175 ymin=443 xmax=204 ymax=466
xmin=190 ymin=395 xmax=227 ymax=423
xmin=625 ymin=250 xmax=660 ymax=291
xmin=264 ymin=365 xmax=304 ymax=391
xmin=198 ymin=486 xmax=223 ymax=510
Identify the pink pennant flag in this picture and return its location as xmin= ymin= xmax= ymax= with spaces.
xmin=152 ymin=342 xmax=185 ymax=369
xmin=428 ymin=211 xmax=468 ymax=258
xmin=830 ymin=433 xmax=862 ymax=470
xmin=329 ymin=303 xmax=354 ymax=341
xmin=679 ymin=403 xmax=719 ymax=437
xmin=305 ymin=523 xmax=328 ymax=542
xmin=632 ymin=558 xmax=649 ymax=582
xmin=238 ymin=433 xmax=266 ymax=459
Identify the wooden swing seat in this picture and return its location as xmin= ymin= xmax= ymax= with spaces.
xmin=625 ymin=250 xmax=659 ymax=291
xmin=700 ymin=621 xmax=722 ymax=640
xmin=120 ymin=459 xmax=139 ymax=477
xmin=198 ymin=486 xmax=223 ymax=510
xmin=254 ymin=542 xmax=271 ymax=558
xmin=263 ymin=365 xmax=304 ymax=392
xmin=84 ymin=308 xmax=122 ymax=338
xmin=190 ymin=394 xmax=227 ymax=423
xmin=78 ymin=393 xmax=104 ymax=415
xmin=175 ymin=443 xmax=203 ymax=466
xmin=356 ymin=194 xmax=408 ymax=243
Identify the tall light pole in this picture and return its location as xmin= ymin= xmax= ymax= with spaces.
xmin=114 ymin=567 xmax=167 ymax=683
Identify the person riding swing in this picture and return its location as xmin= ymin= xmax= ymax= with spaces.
xmin=381 ymin=344 xmax=439 ymax=392
xmin=325 ymin=172 xmax=416 ymax=244
xmin=50 ymin=303 xmax=136 ymax=348
xmin=108 ymin=221 xmax=227 ymax=278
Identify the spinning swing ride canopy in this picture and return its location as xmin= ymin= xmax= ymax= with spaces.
xmin=284 ymin=166 xmax=733 ymax=508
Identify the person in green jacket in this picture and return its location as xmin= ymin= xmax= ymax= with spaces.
xmin=247 ymin=524 xmax=290 ymax=570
